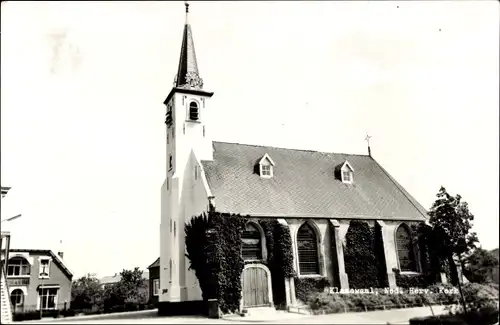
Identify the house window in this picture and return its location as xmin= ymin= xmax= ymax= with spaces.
xmin=396 ymin=225 xmax=417 ymax=272
xmin=189 ymin=101 xmax=199 ymax=121
xmin=39 ymin=288 xmax=58 ymax=310
xmin=261 ymin=165 xmax=272 ymax=177
xmin=7 ymin=257 xmax=30 ymax=276
xmin=153 ymin=279 xmax=160 ymax=296
xmin=242 ymin=223 xmax=262 ymax=260
xmin=39 ymin=259 xmax=50 ymax=278
xmin=10 ymin=289 xmax=24 ymax=307
xmin=297 ymin=223 xmax=320 ymax=275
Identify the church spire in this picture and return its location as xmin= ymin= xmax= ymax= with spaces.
xmin=174 ymin=2 xmax=203 ymax=89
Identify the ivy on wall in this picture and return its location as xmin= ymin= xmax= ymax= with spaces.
xmin=184 ymin=210 xmax=246 ymax=314
xmin=344 ymin=220 xmax=379 ymax=289
xmin=259 ymin=219 xmax=295 ymax=308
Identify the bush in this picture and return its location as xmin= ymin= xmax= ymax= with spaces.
xmin=294 ymin=277 xmax=330 ymax=303
xmin=305 ymin=284 xmax=474 ymax=315
xmin=12 ymin=310 xmax=41 ymax=322
xmin=459 ymin=282 xmax=499 ymax=313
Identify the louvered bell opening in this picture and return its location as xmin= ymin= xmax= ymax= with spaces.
xmin=297 ymin=225 xmax=320 ymax=275
xmin=189 ymin=103 xmax=199 ymax=121
xmin=242 ymin=225 xmax=262 ymax=260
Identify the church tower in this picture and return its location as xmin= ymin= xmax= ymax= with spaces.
xmin=160 ymin=2 xmax=214 ymax=306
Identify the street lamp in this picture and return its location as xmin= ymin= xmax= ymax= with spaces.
xmin=1 ymin=214 xmax=22 ymax=223
xmin=40 ymin=264 xmax=48 ymax=319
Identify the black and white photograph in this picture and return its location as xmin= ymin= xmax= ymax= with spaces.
xmin=1 ymin=1 xmax=499 ymax=324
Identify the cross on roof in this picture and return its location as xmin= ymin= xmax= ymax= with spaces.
xmin=365 ymin=133 xmax=372 ymax=147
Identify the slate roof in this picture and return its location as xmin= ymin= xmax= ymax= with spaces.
xmin=201 ymin=142 xmax=428 ymax=221
xmin=148 ymin=257 xmax=160 ymax=269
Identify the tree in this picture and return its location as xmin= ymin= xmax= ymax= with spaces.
xmin=102 ymin=268 xmax=148 ymax=311
xmin=428 ymin=186 xmax=479 ymax=284
xmin=463 ymin=248 xmax=499 ymax=284
xmin=71 ymin=274 xmax=103 ymax=311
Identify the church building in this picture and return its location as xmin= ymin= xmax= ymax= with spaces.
xmin=159 ymin=3 xmax=429 ymax=314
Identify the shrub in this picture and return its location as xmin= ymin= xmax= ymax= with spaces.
xmin=459 ymin=282 xmax=499 ymax=313
xmin=294 ymin=277 xmax=330 ymax=303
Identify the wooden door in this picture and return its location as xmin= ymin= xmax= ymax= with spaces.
xmin=242 ymin=266 xmax=270 ymax=307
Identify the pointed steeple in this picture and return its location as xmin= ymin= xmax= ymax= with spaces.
xmin=174 ymin=2 xmax=203 ymax=89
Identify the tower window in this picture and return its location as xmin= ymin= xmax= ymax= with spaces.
xmin=169 ymin=155 xmax=173 ymax=170
xmin=189 ymin=102 xmax=199 ymax=121
xmin=166 ymin=105 xmax=173 ymax=126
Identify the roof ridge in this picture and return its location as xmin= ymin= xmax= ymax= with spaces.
xmin=212 ymin=140 xmax=370 ymax=157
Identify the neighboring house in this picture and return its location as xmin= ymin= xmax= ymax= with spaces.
xmin=99 ymin=274 xmax=121 ymax=289
xmin=147 ymin=258 xmax=160 ymax=306
xmin=4 ymin=249 xmax=72 ymax=313
xmin=100 ymin=270 xmax=150 ymax=297
xmin=158 ymin=3 xmax=435 ymax=315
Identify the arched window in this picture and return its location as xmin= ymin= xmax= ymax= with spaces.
xmin=7 ymin=257 xmax=30 ymax=276
xmin=242 ymin=223 xmax=262 ymax=260
xmin=396 ymin=224 xmax=417 ymax=272
xmin=297 ymin=223 xmax=320 ymax=275
xmin=189 ymin=102 xmax=199 ymax=121
xmin=10 ymin=289 xmax=24 ymax=307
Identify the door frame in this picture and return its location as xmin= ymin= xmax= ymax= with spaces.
xmin=240 ymin=263 xmax=274 ymax=311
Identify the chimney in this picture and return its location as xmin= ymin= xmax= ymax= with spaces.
xmin=58 ymin=251 xmax=64 ymax=259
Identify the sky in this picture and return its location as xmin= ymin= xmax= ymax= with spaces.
xmin=1 ymin=1 xmax=498 ymax=278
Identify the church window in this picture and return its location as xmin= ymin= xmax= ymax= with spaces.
xmin=189 ymin=101 xmax=199 ymax=121
xmin=297 ymin=223 xmax=320 ymax=275
xmin=396 ymin=224 xmax=417 ymax=272
xmin=242 ymin=223 xmax=262 ymax=260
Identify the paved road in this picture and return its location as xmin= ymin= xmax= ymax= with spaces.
xmin=28 ymin=305 xmax=447 ymax=324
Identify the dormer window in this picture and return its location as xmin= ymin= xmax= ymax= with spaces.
xmin=258 ymin=153 xmax=275 ymax=178
xmin=189 ymin=101 xmax=199 ymax=121
xmin=342 ymin=170 xmax=352 ymax=183
xmin=337 ymin=160 xmax=354 ymax=184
